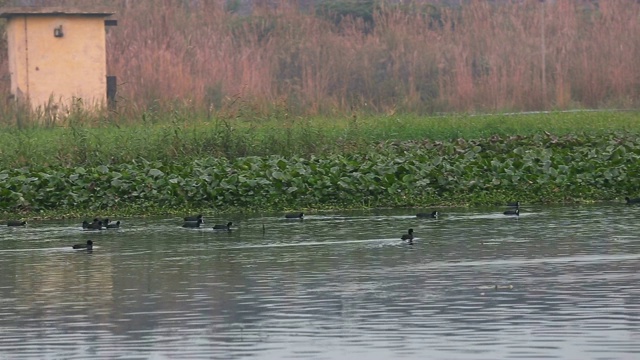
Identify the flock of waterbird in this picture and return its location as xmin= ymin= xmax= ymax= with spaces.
xmin=1 ymin=211 xmax=307 ymax=251
xmin=3 ymin=196 xmax=640 ymax=250
xmin=399 ymin=196 xmax=640 ymax=245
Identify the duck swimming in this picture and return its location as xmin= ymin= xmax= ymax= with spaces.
xmin=503 ymin=208 xmax=519 ymax=216
xmin=182 ymin=219 xmax=204 ymax=228
xmin=184 ymin=214 xmax=204 ymax=222
xmin=82 ymin=218 xmax=103 ymax=230
xmin=416 ymin=211 xmax=438 ymax=218
xmin=72 ymin=240 xmax=93 ymax=250
xmin=625 ymin=196 xmax=640 ymax=205
xmin=105 ymin=220 xmax=121 ymax=229
xmin=212 ymin=221 xmax=232 ymax=231
xmin=285 ymin=212 xmax=304 ymax=219
xmin=401 ymin=228 xmax=414 ymax=244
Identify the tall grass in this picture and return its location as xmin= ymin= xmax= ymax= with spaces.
xmin=0 ymin=110 xmax=639 ymax=169
xmin=2 ymin=0 xmax=640 ymax=119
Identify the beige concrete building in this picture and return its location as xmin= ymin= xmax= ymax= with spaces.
xmin=0 ymin=7 xmax=116 ymax=110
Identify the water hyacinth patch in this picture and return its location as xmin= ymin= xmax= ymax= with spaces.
xmin=1 ymin=132 xmax=640 ymax=217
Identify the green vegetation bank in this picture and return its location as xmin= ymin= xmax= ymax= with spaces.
xmin=1 ymin=111 xmax=639 ymax=219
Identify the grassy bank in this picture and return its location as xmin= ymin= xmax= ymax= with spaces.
xmin=1 ymin=112 xmax=640 ymax=219
xmin=1 ymin=110 xmax=639 ymax=169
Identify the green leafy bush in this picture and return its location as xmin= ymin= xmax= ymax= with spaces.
xmin=2 ymin=132 xmax=639 ymax=217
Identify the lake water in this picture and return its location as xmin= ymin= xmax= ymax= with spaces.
xmin=1 ymin=204 xmax=639 ymax=359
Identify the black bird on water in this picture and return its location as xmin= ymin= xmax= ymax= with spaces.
xmin=103 ymin=218 xmax=121 ymax=229
xmin=184 ymin=214 xmax=204 ymax=222
xmin=503 ymin=208 xmax=519 ymax=216
xmin=182 ymin=219 xmax=204 ymax=228
xmin=82 ymin=218 xmax=103 ymax=230
xmin=416 ymin=211 xmax=438 ymax=218
xmin=72 ymin=240 xmax=93 ymax=250
xmin=401 ymin=228 xmax=414 ymax=245
xmin=625 ymin=196 xmax=640 ymax=205
xmin=285 ymin=212 xmax=304 ymax=219
xmin=213 ymin=221 xmax=233 ymax=231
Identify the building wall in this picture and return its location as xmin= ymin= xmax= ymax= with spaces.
xmin=6 ymin=15 xmax=106 ymax=109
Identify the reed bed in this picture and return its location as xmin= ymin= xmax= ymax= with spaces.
xmin=1 ymin=0 xmax=640 ymax=120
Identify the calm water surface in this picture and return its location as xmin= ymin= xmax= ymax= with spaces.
xmin=1 ymin=204 xmax=639 ymax=359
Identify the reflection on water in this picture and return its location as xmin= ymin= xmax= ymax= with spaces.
xmin=1 ymin=205 xmax=640 ymax=359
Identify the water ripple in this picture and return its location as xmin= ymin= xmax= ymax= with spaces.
xmin=1 ymin=205 xmax=639 ymax=359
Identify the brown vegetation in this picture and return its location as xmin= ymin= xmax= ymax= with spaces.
xmin=1 ymin=0 xmax=640 ymax=115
